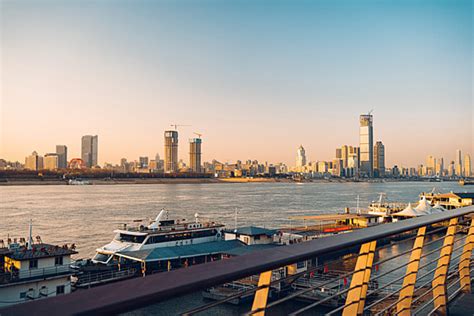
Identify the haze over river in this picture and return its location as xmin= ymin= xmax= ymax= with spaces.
xmin=1 ymin=181 xmax=469 ymax=258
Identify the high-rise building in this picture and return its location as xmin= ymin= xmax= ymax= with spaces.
xmin=373 ymin=141 xmax=385 ymax=177
xmin=139 ymin=157 xmax=149 ymax=168
xmin=296 ymin=145 xmax=307 ymax=171
xmin=455 ymin=149 xmax=462 ymax=176
xmin=359 ymin=113 xmax=374 ymax=177
xmin=81 ymin=135 xmax=98 ymax=168
xmin=426 ymin=155 xmax=436 ymax=176
xmin=164 ymin=130 xmax=179 ymax=173
xmin=55 ymin=145 xmax=68 ymax=169
xmin=341 ymin=145 xmax=349 ymax=168
xmin=464 ymin=154 xmax=472 ymax=177
xmin=189 ymin=138 xmax=202 ymax=173
xmin=44 ymin=153 xmax=59 ymax=170
xmin=25 ymin=151 xmax=43 ymax=171
xmin=435 ymin=158 xmax=444 ymax=177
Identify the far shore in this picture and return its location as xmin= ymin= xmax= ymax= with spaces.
xmin=0 ymin=177 xmax=459 ymax=186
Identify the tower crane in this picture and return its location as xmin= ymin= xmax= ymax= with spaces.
xmin=170 ymin=124 xmax=191 ymax=130
xmin=193 ymin=132 xmax=202 ymax=139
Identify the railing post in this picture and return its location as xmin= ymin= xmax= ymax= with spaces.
xmin=397 ymin=226 xmax=427 ymax=316
xmin=343 ymin=241 xmax=377 ymax=316
xmin=251 ymin=270 xmax=273 ymax=316
xmin=432 ymin=217 xmax=458 ymax=315
xmin=459 ymin=217 xmax=474 ymax=293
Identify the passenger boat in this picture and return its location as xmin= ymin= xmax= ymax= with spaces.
xmin=68 ymin=179 xmax=91 ymax=185
xmin=92 ymin=209 xmax=225 ymax=265
xmin=367 ymin=193 xmax=406 ymax=217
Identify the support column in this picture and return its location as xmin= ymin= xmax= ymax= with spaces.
xmin=432 ymin=217 xmax=458 ymax=315
xmin=397 ymin=226 xmax=427 ymax=316
xmin=251 ymin=270 xmax=272 ymax=316
xmin=459 ymin=218 xmax=474 ymax=293
xmin=343 ymin=241 xmax=377 ymax=316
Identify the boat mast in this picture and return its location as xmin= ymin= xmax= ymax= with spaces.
xmin=28 ymin=219 xmax=33 ymax=250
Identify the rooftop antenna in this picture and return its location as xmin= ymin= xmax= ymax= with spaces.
xmin=28 ymin=219 xmax=33 ymax=250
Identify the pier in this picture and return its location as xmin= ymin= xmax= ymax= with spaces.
xmin=1 ymin=205 xmax=473 ymax=315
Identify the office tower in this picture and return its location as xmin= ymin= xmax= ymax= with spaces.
xmin=373 ymin=141 xmax=385 ymax=177
xmin=296 ymin=145 xmax=307 ymax=171
xmin=335 ymin=148 xmax=342 ymax=160
xmin=189 ymin=138 xmax=202 ymax=173
xmin=341 ymin=145 xmax=349 ymax=168
xmin=426 ymin=155 xmax=436 ymax=176
xmin=359 ymin=113 xmax=374 ymax=177
xmin=164 ymin=130 xmax=179 ymax=173
xmin=448 ymin=161 xmax=455 ymax=177
xmin=25 ymin=151 xmax=43 ymax=171
xmin=81 ymin=135 xmax=98 ymax=168
xmin=455 ymin=149 xmax=462 ymax=176
xmin=44 ymin=153 xmax=59 ymax=170
xmin=464 ymin=154 xmax=472 ymax=177
xmin=55 ymin=145 xmax=68 ymax=169
xmin=435 ymin=158 xmax=444 ymax=176
xmin=139 ymin=157 xmax=149 ymax=168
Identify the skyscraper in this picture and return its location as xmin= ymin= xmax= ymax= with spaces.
xmin=296 ymin=145 xmax=307 ymax=171
xmin=373 ymin=141 xmax=385 ymax=177
xmin=56 ymin=145 xmax=68 ymax=169
xmin=81 ymin=135 xmax=98 ymax=168
xmin=44 ymin=153 xmax=59 ymax=170
xmin=455 ymin=149 xmax=462 ymax=176
xmin=164 ymin=130 xmax=178 ymax=173
xmin=189 ymin=138 xmax=202 ymax=173
xmin=25 ymin=151 xmax=43 ymax=171
xmin=426 ymin=155 xmax=436 ymax=176
xmin=359 ymin=113 xmax=373 ymax=177
xmin=464 ymin=154 xmax=472 ymax=177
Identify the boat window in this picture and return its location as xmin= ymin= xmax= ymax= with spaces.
xmin=146 ymin=229 xmax=218 ymax=244
xmin=118 ymin=234 xmax=146 ymax=243
xmin=93 ymin=253 xmax=111 ymax=263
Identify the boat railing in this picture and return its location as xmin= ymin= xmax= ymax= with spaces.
xmin=1 ymin=264 xmax=73 ymax=283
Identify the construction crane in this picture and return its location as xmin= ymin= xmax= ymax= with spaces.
xmin=170 ymin=124 xmax=191 ymax=130
xmin=193 ymin=132 xmax=202 ymax=139
xmin=368 ymin=109 xmax=374 ymax=115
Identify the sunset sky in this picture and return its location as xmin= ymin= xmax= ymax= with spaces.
xmin=1 ymin=0 xmax=472 ymax=167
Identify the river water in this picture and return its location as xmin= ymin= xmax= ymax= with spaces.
xmin=1 ymin=181 xmax=471 ymax=315
xmin=0 ymin=181 xmax=468 ymax=258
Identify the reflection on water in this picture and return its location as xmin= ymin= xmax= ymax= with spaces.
xmin=0 ymin=181 xmax=467 ymax=258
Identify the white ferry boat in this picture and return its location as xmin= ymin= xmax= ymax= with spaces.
xmin=92 ymin=209 xmax=225 ymax=265
xmin=68 ymin=179 xmax=91 ymax=185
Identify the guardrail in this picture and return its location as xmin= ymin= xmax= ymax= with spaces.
xmin=0 ymin=205 xmax=473 ymax=316
xmin=0 ymin=264 xmax=72 ymax=285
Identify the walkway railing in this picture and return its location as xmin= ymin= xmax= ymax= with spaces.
xmin=0 ymin=205 xmax=473 ymax=316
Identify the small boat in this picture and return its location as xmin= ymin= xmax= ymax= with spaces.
xmin=68 ymin=179 xmax=91 ymax=185
xmin=459 ymin=179 xmax=474 ymax=186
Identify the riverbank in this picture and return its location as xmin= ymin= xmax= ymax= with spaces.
xmin=0 ymin=177 xmax=457 ymax=186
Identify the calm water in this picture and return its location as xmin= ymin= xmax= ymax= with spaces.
xmin=0 ymin=181 xmax=468 ymax=258
xmin=2 ymin=181 xmax=471 ymax=315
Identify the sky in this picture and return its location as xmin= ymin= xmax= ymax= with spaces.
xmin=0 ymin=0 xmax=473 ymax=167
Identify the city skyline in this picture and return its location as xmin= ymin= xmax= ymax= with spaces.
xmin=1 ymin=0 xmax=472 ymax=166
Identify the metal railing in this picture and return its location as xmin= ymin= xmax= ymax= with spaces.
xmin=0 ymin=264 xmax=72 ymax=284
xmin=0 ymin=205 xmax=473 ymax=316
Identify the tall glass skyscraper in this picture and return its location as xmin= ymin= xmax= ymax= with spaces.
xmin=81 ymin=135 xmax=98 ymax=168
xmin=164 ymin=130 xmax=179 ymax=173
xmin=55 ymin=145 xmax=68 ymax=169
xmin=359 ymin=114 xmax=373 ymax=177
xmin=189 ymin=138 xmax=202 ymax=173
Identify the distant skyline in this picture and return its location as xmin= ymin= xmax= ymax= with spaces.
xmin=1 ymin=0 xmax=472 ymax=167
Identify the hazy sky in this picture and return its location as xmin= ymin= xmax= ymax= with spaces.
xmin=1 ymin=0 xmax=472 ymax=167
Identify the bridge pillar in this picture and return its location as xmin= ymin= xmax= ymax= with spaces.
xmin=251 ymin=270 xmax=272 ymax=316
xmin=459 ymin=218 xmax=474 ymax=293
xmin=397 ymin=226 xmax=427 ymax=316
xmin=432 ymin=217 xmax=458 ymax=315
xmin=343 ymin=241 xmax=377 ymax=316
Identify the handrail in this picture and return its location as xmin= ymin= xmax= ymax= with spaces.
xmin=1 ymin=205 xmax=473 ymax=316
